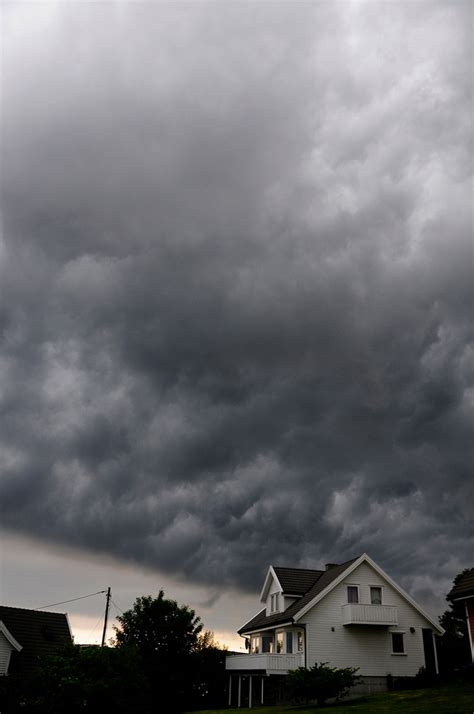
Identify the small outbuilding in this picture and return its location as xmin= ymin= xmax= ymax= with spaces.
xmin=0 ymin=605 xmax=72 ymax=676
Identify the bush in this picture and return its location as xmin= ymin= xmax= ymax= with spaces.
xmin=284 ymin=662 xmax=360 ymax=706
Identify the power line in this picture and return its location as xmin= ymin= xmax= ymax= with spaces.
xmin=86 ymin=614 xmax=105 ymax=643
xmin=110 ymin=598 xmax=123 ymax=614
xmin=35 ymin=590 xmax=107 ymax=610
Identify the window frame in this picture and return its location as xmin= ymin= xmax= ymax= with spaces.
xmin=270 ymin=592 xmax=280 ymax=613
xmin=297 ymin=630 xmax=304 ymax=653
xmin=370 ymin=585 xmax=383 ymax=605
xmin=274 ymin=629 xmax=297 ymax=654
xmin=391 ymin=631 xmax=406 ymax=655
xmin=346 ymin=584 xmax=360 ymax=604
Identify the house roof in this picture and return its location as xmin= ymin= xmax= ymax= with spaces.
xmin=272 ymin=567 xmax=323 ymax=595
xmin=0 ymin=605 xmax=72 ymax=675
xmin=447 ymin=568 xmax=474 ymax=600
xmin=239 ymin=558 xmax=358 ymax=634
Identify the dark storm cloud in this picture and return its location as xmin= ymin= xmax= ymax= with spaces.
xmin=1 ymin=1 xmax=472 ymax=601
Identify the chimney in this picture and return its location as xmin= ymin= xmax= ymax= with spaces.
xmin=325 ymin=563 xmax=338 ymax=571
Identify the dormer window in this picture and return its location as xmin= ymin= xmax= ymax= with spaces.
xmin=270 ymin=593 xmax=280 ymax=612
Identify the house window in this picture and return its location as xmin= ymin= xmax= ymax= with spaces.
xmin=276 ymin=632 xmax=284 ymax=653
xmin=286 ymin=631 xmax=293 ymax=653
xmin=391 ymin=632 xmax=405 ymax=654
xmin=347 ymin=585 xmax=359 ymax=603
xmin=262 ymin=634 xmax=274 ymax=653
xmin=370 ymin=587 xmax=382 ymax=605
xmin=250 ymin=635 xmax=259 ymax=654
xmin=271 ymin=593 xmax=280 ymax=612
xmin=297 ymin=631 xmax=304 ymax=652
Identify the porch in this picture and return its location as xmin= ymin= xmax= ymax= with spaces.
xmin=226 ymin=652 xmax=304 ymax=673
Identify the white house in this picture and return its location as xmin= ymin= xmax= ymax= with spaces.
xmin=226 ymin=553 xmax=444 ymax=707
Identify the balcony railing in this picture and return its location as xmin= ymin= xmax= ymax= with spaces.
xmin=342 ymin=603 xmax=398 ymax=626
xmin=226 ymin=652 xmax=304 ymax=673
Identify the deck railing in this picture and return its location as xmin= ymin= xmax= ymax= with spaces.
xmin=341 ymin=603 xmax=398 ymax=625
xmin=226 ymin=652 xmax=304 ymax=672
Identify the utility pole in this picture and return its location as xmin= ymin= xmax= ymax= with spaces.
xmin=101 ymin=587 xmax=111 ymax=647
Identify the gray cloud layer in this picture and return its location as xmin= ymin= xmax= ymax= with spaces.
xmin=1 ymin=1 xmax=472 ymax=600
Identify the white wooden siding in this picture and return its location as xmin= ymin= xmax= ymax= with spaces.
xmin=301 ymin=561 xmax=436 ymax=677
xmin=0 ymin=632 xmax=13 ymax=675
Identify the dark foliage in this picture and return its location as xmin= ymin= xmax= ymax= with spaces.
xmin=114 ymin=590 xmax=226 ymax=712
xmin=0 ymin=645 xmax=150 ymax=714
xmin=284 ymin=662 xmax=360 ymax=706
xmin=0 ymin=591 xmax=227 ymax=714
xmin=437 ymin=569 xmax=472 ymax=673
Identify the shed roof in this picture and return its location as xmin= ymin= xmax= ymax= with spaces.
xmin=0 ymin=605 xmax=72 ymax=675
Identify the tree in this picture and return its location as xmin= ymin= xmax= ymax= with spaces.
xmin=114 ymin=590 xmax=203 ymax=657
xmin=284 ymin=662 xmax=360 ymax=706
xmin=114 ymin=590 xmax=225 ymax=712
xmin=437 ymin=568 xmax=472 ymax=673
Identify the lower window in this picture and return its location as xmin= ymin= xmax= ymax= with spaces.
xmin=391 ymin=632 xmax=405 ymax=654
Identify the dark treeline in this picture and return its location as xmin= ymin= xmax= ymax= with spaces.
xmin=1 ymin=591 xmax=228 ymax=713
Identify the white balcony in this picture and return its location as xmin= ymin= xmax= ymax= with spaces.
xmin=342 ymin=603 xmax=398 ymax=626
xmin=226 ymin=652 xmax=304 ymax=673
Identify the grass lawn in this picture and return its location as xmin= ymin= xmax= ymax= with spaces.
xmin=191 ymin=684 xmax=474 ymax=713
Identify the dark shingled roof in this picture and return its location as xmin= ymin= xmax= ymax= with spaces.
xmin=273 ymin=567 xmax=323 ymax=595
xmin=448 ymin=568 xmax=474 ymax=600
xmin=0 ymin=605 xmax=72 ymax=675
xmin=239 ymin=557 xmax=360 ymax=635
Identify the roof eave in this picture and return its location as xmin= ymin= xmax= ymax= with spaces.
xmin=239 ymin=620 xmax=294 ymax=635
xmin=0 ymin=621 xmax=23 ymax=652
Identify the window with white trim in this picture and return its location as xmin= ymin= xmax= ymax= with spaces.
xmin=370 ymin=586 xmax=382 ymax=605
xmin=286 ymin=631 xmax=293 ymax=653
xmin=297 ymin=631 xmax=304 ymax=652
xmin=250 ymin=635 xmax=260 ymax=653
xmin=270 ymin=593 xmax=280 ymax=612
xmin=347 ymin=585 xmax=359 ymax=603
xmin=391 ymin=632 xmax=405 ymax=654
xmin=261 ymin=634 xmax=274 ymax=653
xmin=276 ymin=632 xmax=284 ymax=653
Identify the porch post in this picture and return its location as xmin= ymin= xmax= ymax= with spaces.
xmin=238 ymin=675 xmax=241 ymax=707
xmin=261 ymin=676 xmax=264 ymax=704
xmin=248 ymin=675 xmax=252 ymax=708
xmin=228 ymin=675 xmax=232 ymax=706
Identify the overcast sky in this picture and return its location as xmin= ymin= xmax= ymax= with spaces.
xmin=0 ymin=0 xmax=472 ymax=646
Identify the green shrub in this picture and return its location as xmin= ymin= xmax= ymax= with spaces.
xmin=284 ymin=661 xmax=360 ymax=706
